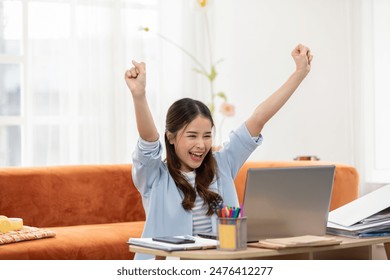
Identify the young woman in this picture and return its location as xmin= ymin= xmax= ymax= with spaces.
xmin=125 ymin=44 xmax=313 ymax=259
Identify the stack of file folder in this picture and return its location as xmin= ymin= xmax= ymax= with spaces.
xmin=327 ymin=184 xmax=390 ymax=238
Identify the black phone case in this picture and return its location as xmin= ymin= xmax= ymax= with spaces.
xmin=197 ymin=233 xmax=217 ymax=240
xmin=152 ymin=237 xmax=195 ymax=244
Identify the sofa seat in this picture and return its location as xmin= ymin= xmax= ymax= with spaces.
xmin=0 ymin=221 xmax=145 ymax=260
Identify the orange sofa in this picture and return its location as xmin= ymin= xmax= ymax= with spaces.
xmin=0 ymin=161 xmax=359 ymax=260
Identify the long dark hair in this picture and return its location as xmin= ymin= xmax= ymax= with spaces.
xmin=165 ymin=98 xmax=221 ymax=215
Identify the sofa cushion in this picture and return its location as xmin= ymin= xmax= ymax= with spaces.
xmin=0 ymin=221 xmax=144 ymax=260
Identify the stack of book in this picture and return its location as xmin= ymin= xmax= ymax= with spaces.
xmin=250 ymin=235 xmax=341 ymax=249
xmin=327 ymin=184 xmax=390 ymax=238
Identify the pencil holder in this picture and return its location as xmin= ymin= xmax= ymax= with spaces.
xmin=217 ymin=217 xmax=247 ymax=251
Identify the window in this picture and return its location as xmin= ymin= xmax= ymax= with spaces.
xmin=362 ymin=0 xmax=390 ymax=183
xmin=0 ymin=0 xmax=22 ymax=166
xmin=0 ymin=0 xmax=165 ymax=167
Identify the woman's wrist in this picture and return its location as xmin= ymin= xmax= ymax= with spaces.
xmin=131 ymin=91 xmax=147 ymax=101
xmin=293 ymin=68 xmax=310 ymax=80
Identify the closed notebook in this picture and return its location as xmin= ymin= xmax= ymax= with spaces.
xmin=128 ymin=235 xmax=218 ymax=252
xmin=249 ymin=235 xmax=341 ymax=249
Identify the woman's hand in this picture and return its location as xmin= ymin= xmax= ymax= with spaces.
xmin=291 ymin=44 xmax=313 ymax=77
xmin=124 ymin=60 xmax=146 ymax=97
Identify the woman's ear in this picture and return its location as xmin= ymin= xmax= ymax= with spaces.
xmin=166 ymin=131 xmax=174 ymax=145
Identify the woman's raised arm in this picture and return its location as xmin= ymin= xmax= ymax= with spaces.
xmin=245 ymin=44 xmax=313 ymax=136
xmin=124 ymin=60 xmax=159 ymax=142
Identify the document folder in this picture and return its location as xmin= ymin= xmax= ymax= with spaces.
xmin=327 ymin=184 xmax=390 ymax=237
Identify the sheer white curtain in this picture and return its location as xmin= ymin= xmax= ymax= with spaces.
xmin=0 ymin=0 xmax=210 ymax=166
xmin=24 ymin=0 xmax=152 ymax=165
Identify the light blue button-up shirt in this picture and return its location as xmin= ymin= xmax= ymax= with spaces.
xmin=131 ymin=123 xmax=262 ymax=259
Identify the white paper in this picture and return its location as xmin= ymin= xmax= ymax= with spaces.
xmin=327 ymin=219 xmax=390 ymax=231
xmin=328 ymin=184 xmax=390 ymax=227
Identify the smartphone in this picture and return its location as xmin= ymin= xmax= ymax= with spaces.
xmin=152 ymin=236 xmax=195 ymax=244
xmin=197 ymin=232 xmax=217 ymax=240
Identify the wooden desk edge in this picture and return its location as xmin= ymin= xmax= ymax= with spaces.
xmin=129 ymin=236 xmax=390 ymax=260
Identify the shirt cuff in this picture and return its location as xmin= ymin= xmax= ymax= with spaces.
xmin=138 ymin=136 xmax=160 ymax=150
xmin=252 ymin=134 xmax=263 ymax=144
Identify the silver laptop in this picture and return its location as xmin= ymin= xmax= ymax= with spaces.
xmin=243 ymin=166 xmax=335 ymax=242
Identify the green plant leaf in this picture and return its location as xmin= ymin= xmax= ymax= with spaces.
xmin=216 ymin=92 xmax=227 ymax=102
xmin=208 ymin=66 xmax=218 ymax=82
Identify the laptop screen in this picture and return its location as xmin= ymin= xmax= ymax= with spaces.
xmin=243 ymin=166 xmax=335 ymax=242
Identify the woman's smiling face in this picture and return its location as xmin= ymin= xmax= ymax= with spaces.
xmin=168 ymin=115 xmax=213 ymax=172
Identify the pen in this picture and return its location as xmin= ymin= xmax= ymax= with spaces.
xmin=230 ymin=207 xmax=235 ymax=218
xmin=223 ymin=206 xmax=229 ymax=218
xmin=234 ymin=208 xmax=241 ymax=218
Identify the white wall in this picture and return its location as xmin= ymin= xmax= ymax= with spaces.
xmin=211 ymin=0 xmax=355 ymax=165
